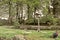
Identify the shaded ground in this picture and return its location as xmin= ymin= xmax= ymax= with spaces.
xmin=0 ymin=26 xmax=60 ymax=40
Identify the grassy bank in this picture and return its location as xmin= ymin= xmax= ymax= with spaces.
xmin=0 ymin=26 xmax=60 ymax=40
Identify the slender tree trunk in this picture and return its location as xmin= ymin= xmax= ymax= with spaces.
xmin=52 ymin=0 xmax=59 ymax=18
xmin=27 ymin=5 xmax=32 ymax=19
xmin=37 ymin=17 xmax=40 ymax=32
xmin=27 ymin=4 xmax=33 ymax=20
xmin=20 ymin=5 xmax=23 ymax=24
xmin=16 ymin=2 xmax=20 ymax=24
xmin=34 ymin=7 xmax=36 ymax=25
xmin=8 ymin=0 xmax=12 ymax=25
xmin=27 ymin=5 xmax=30 ymax=19
xmin=48 ymin=6 xmax=51 ymax=14
xmin=16 ymin=2 xmax=18 ymax=20
xmin=52 ymin=0 xmax=56 ymax=15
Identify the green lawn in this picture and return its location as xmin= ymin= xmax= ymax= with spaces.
xmin=0 ymin=26 xmax=60 ymax=40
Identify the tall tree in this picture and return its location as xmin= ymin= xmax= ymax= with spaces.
xmin=19 ymin=1 xmax=23 ymax=24
xmin=26 ymin=0 xmax=34 ymax=20
xmin=8 ymin=0 xmax=12 ymax=25
xmin=52 ymin=0 xmax=60 ymax=18
xmin=16 ymin=1 xmax=19 ymax=23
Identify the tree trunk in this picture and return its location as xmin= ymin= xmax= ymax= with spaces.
xmin=16 ymin=2 xmax=20 ymax=24
xmin=34 ymin=7 xmax=36 ymax=25
xmin=20 ymin=4 xmax=23 ymax=24
xmin=27 ymin=4 xmax=30 ymax=20
xmin=27 ymin=4 xmax=33 ymax=20
xmin=8 ymin=0 xmax=12 ymax=25
xmin=52 ymin=0 xmax=60 ymax=18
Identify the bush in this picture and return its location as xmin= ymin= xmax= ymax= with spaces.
xmin=25 ymin=18 xmax=38 ymax=25
xmin=25 ymin=14 xmax=59 ymax=25
xmin=0 ymin=19 xmax=8 ymax=26
xmin=56 ymin=18 xmax=60 ymax=25
xmin=40 ymin=14 xmax=59 ymax=25
xmin=40 ymin=16 xmax=53 ymax=25
xmin=13 ymin=20 xmax=20 ymax=29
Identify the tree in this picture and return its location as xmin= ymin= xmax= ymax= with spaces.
xmin=52 ymin=0 xmax=60 ymax=18
xmin=19 ymin=1 xmax=23 ymax=24
xmin=8 ymin=0 xmax=13 ymax=25
xmin=26 ymin=0 xmax=33 ymax=20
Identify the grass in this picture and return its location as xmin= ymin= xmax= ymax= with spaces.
xmin=0 ymin=26 xmax=60 ymax=40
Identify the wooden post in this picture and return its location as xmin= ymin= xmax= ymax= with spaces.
xmin=35 ymin=13 xmax=40 ymax=32
xmin=37 ymin=17 xmax=40 ymax=32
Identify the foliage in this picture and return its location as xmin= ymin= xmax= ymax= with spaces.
xmin=25 ymin=18 xmax=37 ymax=25
xmin=56 ymin=19 xmax=60 ymax=25
xmin=0 ymin=0 xmax=60 ymax=26
xmin=13 ymin=18 xmax=20 ymax=29
xmin=0 ymin=19 xmax=8 ymax=26
xmin=40 ymin=14 xmax=59 ymax=25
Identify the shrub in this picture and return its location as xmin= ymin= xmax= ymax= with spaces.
xmin=25 ymin=14 xmax=59 ymax=26
xmin=55 ymin=18 xmax=60 ymax=25
xmin=0 ymin=19 xmax=8 ymax=26
xmin=13 ymin=19 xmax=20 ymax=29
xmin=40 ymin=14 xmax=59 ymax=25
xmin=25 ymin=18 xmax=38 ymax=25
